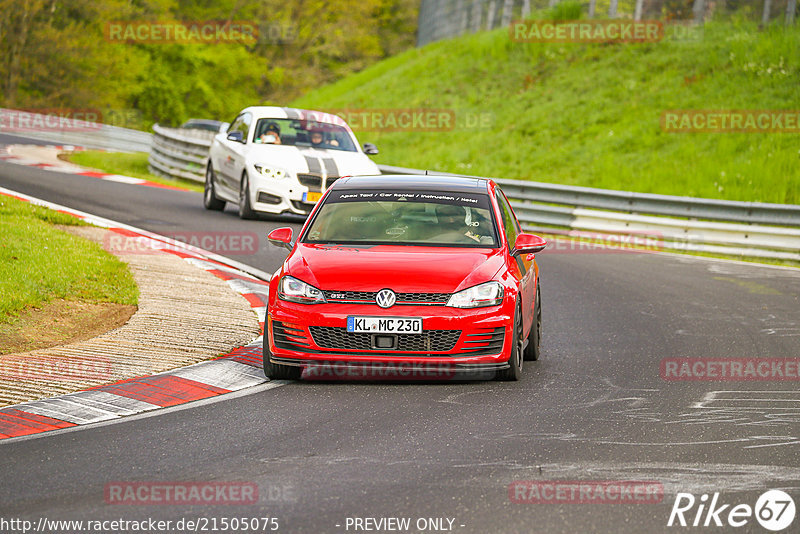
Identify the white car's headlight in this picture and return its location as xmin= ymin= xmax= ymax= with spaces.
xmin=446 ymin=281 xmax=504 ymax=309
xmin=253 ymin=164 xmax=288 ymax=179
xmin=279 ymin=276 xmax=326 ymax=304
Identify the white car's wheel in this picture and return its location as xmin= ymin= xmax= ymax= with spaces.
xmin=203 ymin=164 xmax=225 ymax=211
xmin=238 ymin=172 xmax=257 ymax=220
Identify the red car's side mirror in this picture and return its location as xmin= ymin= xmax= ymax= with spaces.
xmin=513 ymin=233 xmax=547 ymax=256
xmin=267 ymin=227 xmax=294 ymax=250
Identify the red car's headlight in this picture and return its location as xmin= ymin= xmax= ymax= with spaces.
xmin=279 ymin=276 xmax=327 ymax=304
xmin=446 ymin=281 xmax=504 ymax=309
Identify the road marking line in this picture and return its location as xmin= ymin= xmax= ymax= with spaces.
xmin=0 ymin=382 xmax=286 ymax=445
xmin=0 ymin=186 xmax=281 ymax=442
xmin=171 ymin=360 xmax=267 ymax=391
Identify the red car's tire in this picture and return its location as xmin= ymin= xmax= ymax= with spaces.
xmin=497 ymin=305 xmax=523 ymax=381
xmin=523 ymin=286 xmax=541 ymax=361
xmin=263 ymin=336 xmax=301 ymax=380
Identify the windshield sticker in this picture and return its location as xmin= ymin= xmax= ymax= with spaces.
xmin=331 ymin=191 xmax=489 ymax=208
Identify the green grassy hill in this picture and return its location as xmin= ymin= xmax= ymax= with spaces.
xmin=293 ymin=18 xmax=800 ymax=204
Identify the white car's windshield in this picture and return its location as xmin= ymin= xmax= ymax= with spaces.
xmin=303 ymin=190 xmax=499 ymax=247
xmin=253 ymin=118 xmax=357 ymax=152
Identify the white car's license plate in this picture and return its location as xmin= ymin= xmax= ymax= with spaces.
xmin=346 ymin=316 xmax=422 ymax=334
xmin=303 ymin=191 xmax=322 ymax=203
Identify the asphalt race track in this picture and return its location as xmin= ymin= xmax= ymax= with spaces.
xmin=1 ymin=140 xmax=799 ymax=533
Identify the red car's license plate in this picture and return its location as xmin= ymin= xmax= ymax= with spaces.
xmin=346 ymin=316 xmax=422 ymax=334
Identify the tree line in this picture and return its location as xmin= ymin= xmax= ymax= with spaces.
xmin=0 ymin=0 xmax=419 ymax=129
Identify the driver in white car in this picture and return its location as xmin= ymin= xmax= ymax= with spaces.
xmin=256 ymin=122 xmax=282 ymax=144
xmin=310 ymin=130 xmax=339 ymax=148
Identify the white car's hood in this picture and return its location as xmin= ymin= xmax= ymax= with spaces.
xmin=245 ymin=145 xmax=380 ymax=177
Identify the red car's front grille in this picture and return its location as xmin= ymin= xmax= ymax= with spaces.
xmin=457 ymin=328 xmax=505 ymax=354
xmin=309 ymin=327 xmax=460 ymax=352
xmin=273 ymin=323 xmax=506 ymax=357
xmin=272 ymin=321 xmax=313 ymax=350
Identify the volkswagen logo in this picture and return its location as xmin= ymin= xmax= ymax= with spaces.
xmin=375 ymin=289 xmax=396 ymax=309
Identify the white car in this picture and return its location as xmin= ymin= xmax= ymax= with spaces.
xmin=204 ymin=106 xmax=381 ymax=218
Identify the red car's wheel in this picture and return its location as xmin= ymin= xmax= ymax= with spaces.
xmin=263 ymin=335 xmax=301 ymax=380
xmin=497 ymin=305 xmax=523 ymax=381
xmin=524 ymin=286 xmax=541 ymax=361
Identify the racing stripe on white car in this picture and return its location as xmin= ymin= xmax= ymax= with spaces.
xmin=322 ymin=158 xmax=340 ymax=180
xmin=304 ymin=155 xmax=322 ymax=175
xmin=283 ymin=108 xmax=301 ymax=120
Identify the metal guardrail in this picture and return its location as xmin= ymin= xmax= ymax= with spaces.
xmin=148 ymin=124 xmax=216 ymax=182
xmin=416 ymin=0 xmax=794 ymax=47
xmin=7 ymin=108 xmax=791 ymax=261
xmin=378 ymin=164 xmax=800 ymax=262
xmin=379 ymin=165 xmax=800 ymax=226
xmin=147 ymin=127 xmax=799 ymax=261
xmin=418 ymin=0 xmax=531 ymax=47
xmin=0 ymin=108 xmax=152 ymax=152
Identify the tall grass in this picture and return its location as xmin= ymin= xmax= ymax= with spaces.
xmin=294 ymin=20 xmax=800 ymax=204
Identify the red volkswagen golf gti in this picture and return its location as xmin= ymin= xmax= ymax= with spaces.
xmin=264 ymin=175 xmax=546 ymax=381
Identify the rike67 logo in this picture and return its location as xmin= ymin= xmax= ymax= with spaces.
xmin=668 ymin=490 xmax=795 ymax=531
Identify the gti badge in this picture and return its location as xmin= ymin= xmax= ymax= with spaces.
xmin=376 ymin=289 xmax=396 ymax=309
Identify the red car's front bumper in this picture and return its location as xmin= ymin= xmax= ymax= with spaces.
xmin=267 ymin=300 xmax=514 ymax=372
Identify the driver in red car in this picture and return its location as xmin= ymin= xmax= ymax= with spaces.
xmin=434 ymin=204 xmax=482 ymax=244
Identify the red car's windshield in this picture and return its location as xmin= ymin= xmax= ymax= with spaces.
xmin=303 ymin=190 xmax=499 ymax=247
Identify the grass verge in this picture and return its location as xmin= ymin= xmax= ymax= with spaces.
xmin=0 ymin=196 xmax=139 ymax=326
